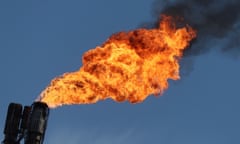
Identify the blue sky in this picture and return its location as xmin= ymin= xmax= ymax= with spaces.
xmin=1 ymin=0 xmax=240 ymax=144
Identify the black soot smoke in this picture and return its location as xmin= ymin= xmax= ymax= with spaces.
xmin=151 ymin=0 xmax=240 ymax=57
xmin=145 ymin=0 xmax=240 ymax=75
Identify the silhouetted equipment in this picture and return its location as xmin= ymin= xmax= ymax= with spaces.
xmin=1 ymin=102 xmax=50 ymax=144
xmin=2 ymin=103 xmax=22 ymax=144
xmin=24 ymin=102 xmax=49 ymax=144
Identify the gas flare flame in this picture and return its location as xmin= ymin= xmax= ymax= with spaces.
xmin=37 ymin=15 xmax=196 ymax=108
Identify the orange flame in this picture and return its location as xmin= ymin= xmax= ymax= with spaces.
xmin=37 ymin=15 xmax=196 ymax=108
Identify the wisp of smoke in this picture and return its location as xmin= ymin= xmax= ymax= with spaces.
xmin=152 ymin=0 xmax=240 ymax=57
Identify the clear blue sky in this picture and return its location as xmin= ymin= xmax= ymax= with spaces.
xmin=1 ymin=0 xmax=240 ymax=144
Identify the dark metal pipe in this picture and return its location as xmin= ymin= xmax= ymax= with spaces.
xmin=2 ymin=103 xmax=23 ymax=144
xmin=24 ymin=102 xmax=49 ymax=144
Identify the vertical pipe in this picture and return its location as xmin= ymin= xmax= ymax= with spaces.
xmin=24 ymin=102 xmax=49 ymax=144
xmin=2 ymin=103 xmax=22 ymax=144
